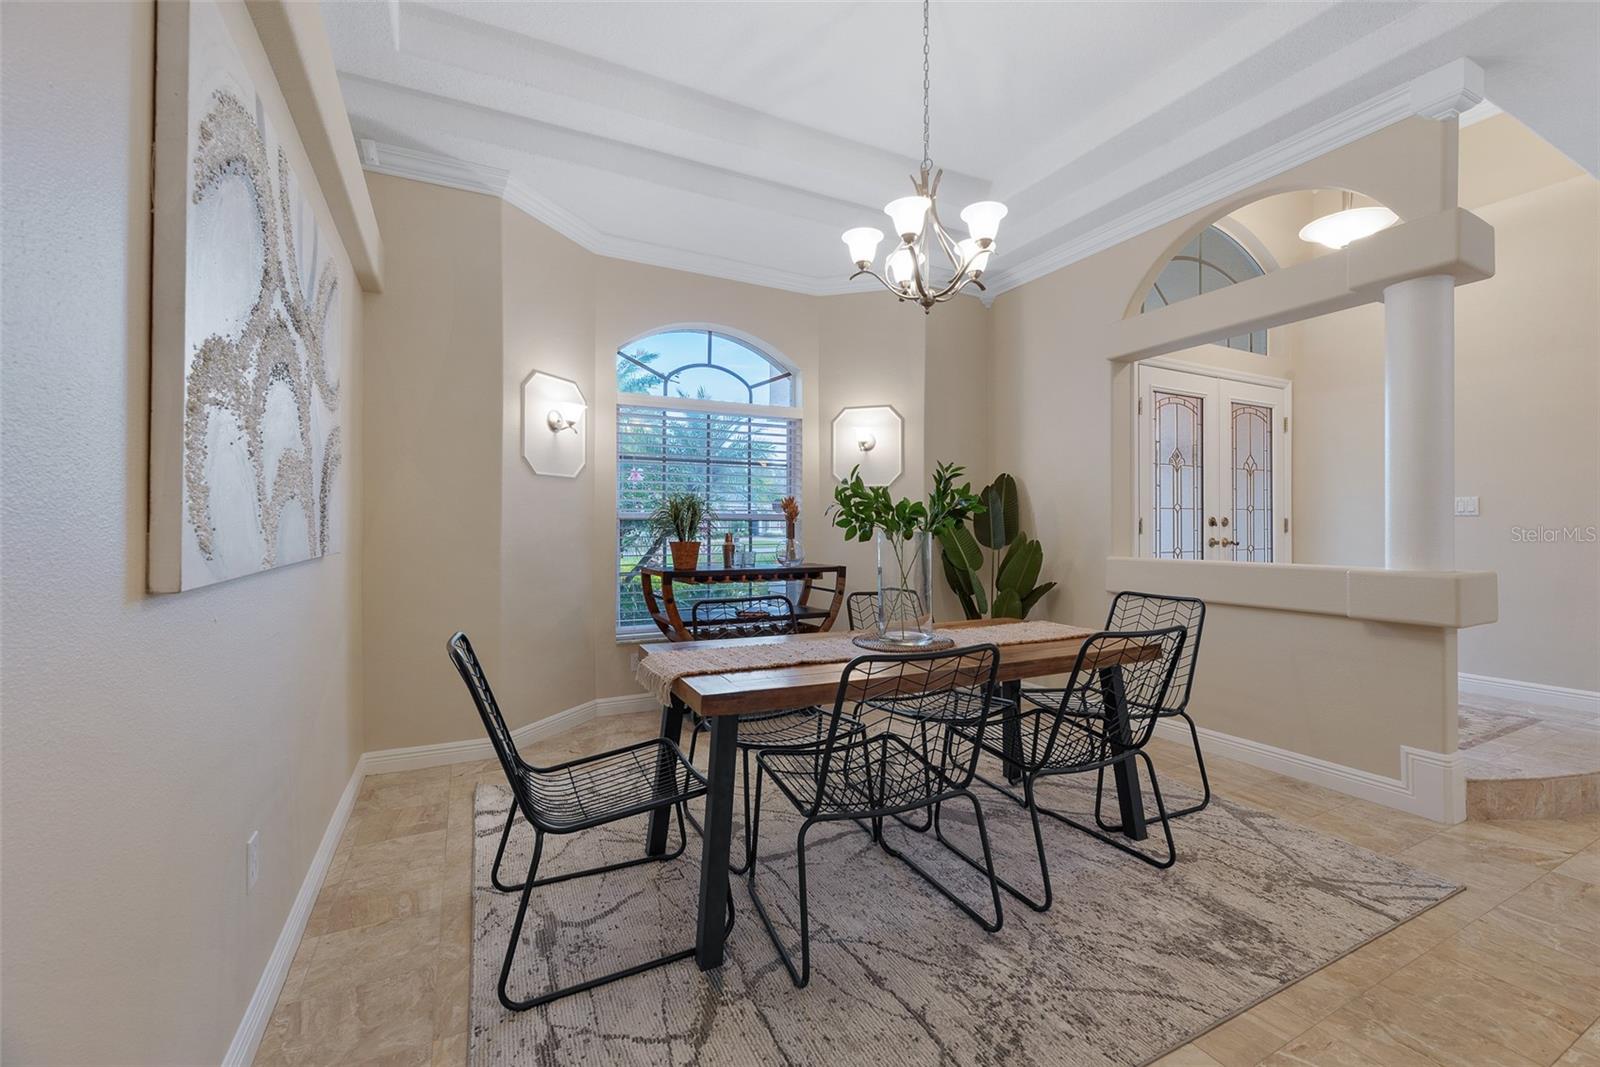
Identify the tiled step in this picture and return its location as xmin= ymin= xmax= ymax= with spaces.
xmin=1467 ymin=770 xmax=1600 ymax=820
xmin=1459 ymin=696 xmax=1600 ymax=820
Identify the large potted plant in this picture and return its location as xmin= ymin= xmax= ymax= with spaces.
xmin=830 ymin=462 xmax=983 ymax=645
xmin=939 ymin=472 xmax=1056 ymax=619
xmin=651 ymin=491 xmax=710 ymax=571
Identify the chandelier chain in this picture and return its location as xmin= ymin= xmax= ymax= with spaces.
xmin=921 ymin=0 xmax=931 ymax=173
xmin=840 ymin=0 xmax=1004 ymax=311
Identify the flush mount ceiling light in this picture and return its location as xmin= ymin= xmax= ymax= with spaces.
xmin=1298 ymin=190 xmax=1399 ymax=250
xmin=840 ymin=0 xmax=1006 ymax=313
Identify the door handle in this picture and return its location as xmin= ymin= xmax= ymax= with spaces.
xmin=1208 ymin=537 xmax=1238 ymax=548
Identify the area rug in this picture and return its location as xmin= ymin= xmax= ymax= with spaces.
xmin=468 ymin=765 xmax=1457 ymax=1066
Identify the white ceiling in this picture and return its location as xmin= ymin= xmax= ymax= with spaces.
xmin=326 ymin=0 xmax=1599 ymax=297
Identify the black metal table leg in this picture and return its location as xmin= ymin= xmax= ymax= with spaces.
xmin=1000 ymin=679 xmax=1024 ymax=783
xmin=1099 ymin=666 xmax=1148 ymax=841
xmin=695 ymin=714 xmax=739 ymax=969
xmin=646 ymin=699 xmax=685 ymax=856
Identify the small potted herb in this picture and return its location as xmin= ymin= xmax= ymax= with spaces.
xmin=650 ymin=491 xmax=711 ymax=571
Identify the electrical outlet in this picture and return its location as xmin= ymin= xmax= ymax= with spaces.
xmin=246 ymin=831 xmax=260 ymax=894
xmin=629 ymin=650 xmax=640 ymax=672
xmin=1454 ymin=496 xmax=1480 ymax=517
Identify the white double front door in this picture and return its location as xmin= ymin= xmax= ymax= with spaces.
xmin=1135 ymin=363 xmax=1291 ymax=563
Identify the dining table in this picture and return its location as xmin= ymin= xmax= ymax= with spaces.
xmin=635 ymin=617 xmax=1161 ymax=972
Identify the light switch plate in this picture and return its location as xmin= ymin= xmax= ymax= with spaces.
xmin=1454 ymin=496 xmax=1480 ymax=517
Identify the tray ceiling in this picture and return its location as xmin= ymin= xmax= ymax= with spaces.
xmin=327 ymin=1 xmax=1598 ymax=297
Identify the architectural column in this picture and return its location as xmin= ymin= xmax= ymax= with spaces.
xmin=1383 ymin=274 xmax=1456 ymax=570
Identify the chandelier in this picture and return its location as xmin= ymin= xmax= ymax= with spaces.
xmin=840 ymin=0 xmax=1007 ymax=312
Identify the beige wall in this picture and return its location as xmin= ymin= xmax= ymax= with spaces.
xmin=361 ymin=175 xmax=504 ymax=750
xmin=1 ymin=3 xmax=365 ymax=1062
xmin=362 ymin=185 xmax=956 ymax=744
xmin=500 ymin=204 xmax=598 ymax=726
xmin=816 ymin=294 xmax=929 ymax=602
xmin=924 ymin=296 xmax=996 ymax=620
xmin=1291 ymin=174 xmax=1600 ymax=690
xmin=992 ymin=118 xmax=1490 ymax=780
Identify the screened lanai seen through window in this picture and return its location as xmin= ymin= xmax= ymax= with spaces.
xmin=615 ymin=330 xmax=801 ymax=632
xmin=1142 ymin=225 xmax=1268 ymax=354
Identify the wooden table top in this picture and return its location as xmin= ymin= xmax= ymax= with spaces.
xmin=640 ymin=618 xmax=1150 ymax=717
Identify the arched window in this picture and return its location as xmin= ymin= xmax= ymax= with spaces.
xmin=1142 ymin=225 xmax=1268 ymax=354
xmin=615 ymin=329 xmax=802 ymax=632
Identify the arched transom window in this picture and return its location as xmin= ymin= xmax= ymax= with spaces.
xmin=615 ymin=329 xmax=802 ymax=632
xmin=1142 ymin=225 xmax=1268 ymax=354
xmin=616 ymin=329 xmax=795 ymax=406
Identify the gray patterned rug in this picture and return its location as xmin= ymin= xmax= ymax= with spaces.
xmin=469 ymin=764 xmax=1456 ymax=1066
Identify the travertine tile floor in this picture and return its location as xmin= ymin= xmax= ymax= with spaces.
xmin=1460 ymin=694 xmax=1600 ymax=779
xmin=255 ymin=709 xmax=1600 ymax=1067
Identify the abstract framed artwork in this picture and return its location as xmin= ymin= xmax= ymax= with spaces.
xmin=149 ymin=0 xmax=344 ymax=592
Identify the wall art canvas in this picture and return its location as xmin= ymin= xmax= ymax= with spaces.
xmin=150 ymin=0 xmax=344 ymax=592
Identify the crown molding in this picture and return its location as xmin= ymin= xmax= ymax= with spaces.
xmin=360 ymin=138 xmax=879 ymax=296
xmin=359 ymin=59 xmax=1487 ymax=304
xmin=982 ymin=60 xmax=1486 ymax=297
xmin=979 ymin=80 xmax=1409 ymax=295
xmin=1410 ymin=57 xmax=1486 ymax=120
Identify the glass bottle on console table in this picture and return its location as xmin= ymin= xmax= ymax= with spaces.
xmin=875 ymin=529 xmax=935 ymax=646
xmin=779 ymin=496 xmax=801 ymax=563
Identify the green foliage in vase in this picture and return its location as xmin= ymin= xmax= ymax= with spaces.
xmin=649 ymin=491 xmax=711 ymax=543
xmin=939 ymin=472 xmax=1057 ymax=619
xmin=828 ymin=461 xmax=984 ymax=542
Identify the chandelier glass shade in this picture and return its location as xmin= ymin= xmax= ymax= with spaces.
xmin=841 ymin=0 xmax=1007 ymax=312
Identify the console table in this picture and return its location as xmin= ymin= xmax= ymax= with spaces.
xmin=639 ymin=562 xmax=846 ymax=642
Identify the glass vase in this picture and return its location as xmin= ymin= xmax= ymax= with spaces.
xmin=874 ymin=530 xmax=935 ymax=646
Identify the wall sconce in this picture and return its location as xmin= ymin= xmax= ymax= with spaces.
xmin=523 ymin=371 xmax=586 ymax=477
xmin=831 ymin=405 xmax=902 ymax=486
xmin=546 ymin=407 xmax=583 ymax=434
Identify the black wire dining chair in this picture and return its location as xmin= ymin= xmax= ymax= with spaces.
xmin=688 ymin=592 xmax=803 ymax=640
xmin=943 ymin=626 xmax=1188 ymax=912
xmin=446 ymin=631 xmax=730 ymax=1011
xmin=682 ymin=594 xmax=863 ymax=875
xmin=746 ymin=644 xmax=1005 ymax=988
xmin=1023 ymin=592 xmax=1209 ymax=826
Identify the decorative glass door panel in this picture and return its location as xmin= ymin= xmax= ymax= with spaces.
xmin=1229 ymin=402 xmax=1273 ymax=561
xmin=1136 ymin=365 xmax=1290 ymax=563
xmin=1152 ymin=391 xmax=1204 ymax=559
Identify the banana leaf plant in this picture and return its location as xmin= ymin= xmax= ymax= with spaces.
xmin=937 ymin=472 xmax=1057 ymax=619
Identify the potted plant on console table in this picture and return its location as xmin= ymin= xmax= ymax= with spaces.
xmin=651 ymin=491 xmax=711 ymax=571
xmin=829 ymin=461 xmax=982 ymax=646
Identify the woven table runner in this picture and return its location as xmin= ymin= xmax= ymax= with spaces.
xmin=634 ymin=619 xmax=1095 ymax=705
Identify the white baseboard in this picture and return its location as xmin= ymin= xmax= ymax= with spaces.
xmin=361 ymin=692 xmax=661 ymax=775
xmin=226 ymin=689 xmax=659 ymax=1063
xmin=1154 ymin=720 xmax=1465 ymax=825
xmin=1459 ymin=672 xmax=1600 ymax=716
xmin=594 ymin=692 xmax=660 ymax=718
xmin=223 ymin=759 xmax=365 ymax=1066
